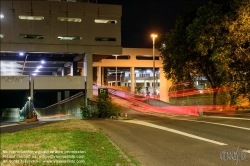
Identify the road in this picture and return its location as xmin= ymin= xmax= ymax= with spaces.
xmin=0 ymin=120 xmax=60 ymax=134
xmin=87 ymin=107 xmax=250 ymax=166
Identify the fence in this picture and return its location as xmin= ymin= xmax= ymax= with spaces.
xmin=35 ymin=92 xmax=85 ymax=120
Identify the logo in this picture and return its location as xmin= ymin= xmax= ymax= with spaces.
xmin=220 ymin=146 xmax=248 ymax=165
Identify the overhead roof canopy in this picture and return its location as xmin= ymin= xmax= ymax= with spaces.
xmin=0 ymin=52 xmax=111 ymax=76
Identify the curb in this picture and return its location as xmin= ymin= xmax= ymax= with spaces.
xmin=100 ymin=130 xmax=137 ymax=166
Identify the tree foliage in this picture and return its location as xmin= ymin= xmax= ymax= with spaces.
xmin=157 ymin=0 xmax=250 ymax=104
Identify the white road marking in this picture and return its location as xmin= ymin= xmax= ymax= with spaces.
xmin=205 ymin=116 xmax=250 ymax=121
xmin=122 ymin=120 xmax=227 ymax=146
xmin=184 ymin=119 xmax=250 ymax=131
xmin=0 ymin=123 xmax=19 ymax=128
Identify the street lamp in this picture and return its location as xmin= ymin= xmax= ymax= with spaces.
xmin=151 ymin=34 xmax=157 ymax=96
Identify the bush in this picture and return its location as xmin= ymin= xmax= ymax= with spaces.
xmin=80 ymin=94 xmax=121 ymax=119
xmin=80 ymin=101 xmax=98 ymax=119
xmin=96 ymin=93 xmax=121 ymax=118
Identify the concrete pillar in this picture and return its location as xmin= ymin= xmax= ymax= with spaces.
xmin=159 ymin=67 xmax=172 ymax=102
xmin=70 ymin=63 xmax=73 ymax=76
xmin=130 ymin=67 xmax=135 ymax=93
xmin=101 ymin=67 xmax=105 ymax=85
xmin=84 ymin=53 xmax=93 ymax=99
xmin=97 ymin=66 xmax=101 ymax=86
xmin=57 ymin=92 xmax=61 ymax=102
xmin=30 ymin=76 xmax=34 ymax=102
xmin=64 ymin=91 xmax=69 ymax=99
xmin=115 ymin=67 xmax=118 ymax=87
xmin=73 ymin=61 xmax=78 ymax=76
xmin=29 ymin=76 xmax=34 ymax=118
xmin=63 ymin=67 xmax=68 ymax=76
xmin=80 ymin=68 xmax=84 ymax=76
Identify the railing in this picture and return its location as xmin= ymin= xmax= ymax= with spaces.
xmin=35 ymin=92 xmax=85 ymax=120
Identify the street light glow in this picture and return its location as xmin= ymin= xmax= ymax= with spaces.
xmin=151 ymin=34 xmax=158 ymax=38
xmin=151 ymin=33 xmax=158 ymax=96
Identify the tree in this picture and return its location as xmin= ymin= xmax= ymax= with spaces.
xmin=158 ymin=0 xmax=250 ymax=105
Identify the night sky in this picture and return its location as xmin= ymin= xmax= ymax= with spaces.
xmin=97 ymin=0 xmax=210 ymax=48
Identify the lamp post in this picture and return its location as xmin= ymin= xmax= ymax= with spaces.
xmin=151 ymin=34 xmax=157 ymax=96
xmin=28 ymin=96 xmax=31 ymax=118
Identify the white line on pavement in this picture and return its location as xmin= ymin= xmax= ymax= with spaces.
xmin=122 ymin=120 xmax=227 ymax=146
xmin=205 ymin=116 xmax=250 ymax=121
xmin=184 ymin=119 xmax=250 ymax=131
xmin=0 ymin=123 xmax=19 ymax=128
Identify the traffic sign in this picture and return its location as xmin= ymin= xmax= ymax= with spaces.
xmin=98 ymin=88 xmax=108 ymax=97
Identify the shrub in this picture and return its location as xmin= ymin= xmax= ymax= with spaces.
xmin=80 ymin=94 xmax=121 ymax=119
xmin=96 ymin=93 xmax=121 ymax=118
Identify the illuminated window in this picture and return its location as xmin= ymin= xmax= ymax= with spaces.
xmin=58 ymin=36 xmax=82 ymax=40
xmin=58 ymin=17 xmax=81 ymax=22
xmin=0 ymin=14 xmax=4 ymax=18
xmin=136 ymin=55 xmax=160 ymax=60
xmin=19 ymin=15 xmax=44 ymax=20
xmin=95 ymin=37 xmax=116 ymax=41
xmin=0 ymin=34 xmax=4 ymax=38
xmin=106 ymin=55 xmax=130 ymax=59
xmin=19 ymin=34 xmax=44 ymax=39
xmin=94 ymin=19 xmax=117 ymax=24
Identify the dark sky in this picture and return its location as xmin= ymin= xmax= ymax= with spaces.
xmin=97 ymin=0 xmax=210 ymax=48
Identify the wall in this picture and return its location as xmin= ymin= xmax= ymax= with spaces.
xmin=0 ymin=0 xmax=122 ymax=54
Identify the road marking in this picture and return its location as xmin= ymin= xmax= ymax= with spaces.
xmin=205 ymin=116 xmax=250 ymax=121
xmin=0 ymin=123 xmax=19 ymax=128
xmin=184 ymin=119 xmax=250 ymax=131
xmin=122 ymin=120 xmax=227 ymax=146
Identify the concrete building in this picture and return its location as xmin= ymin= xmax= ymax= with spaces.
xmin=0 ymin=0 xmax=172 ymax=108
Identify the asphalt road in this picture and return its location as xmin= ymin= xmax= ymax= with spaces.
xmin=0 ymin=120 xmax=60 ymax=134
xmin=86 ymin=107 xmax=250 ymax=166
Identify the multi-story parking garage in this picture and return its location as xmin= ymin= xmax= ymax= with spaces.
xmin=0 ymin=0 xmax=172 ymax=120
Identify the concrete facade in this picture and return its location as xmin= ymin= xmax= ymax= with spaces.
xmin=0 ymin=0 xmax=122 ymax=54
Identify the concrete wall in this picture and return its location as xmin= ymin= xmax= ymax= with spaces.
xmin=0 ymin=76 xmax=30 ymax=90
xmin=0 ymin=75 xmax=85 ymax=90
xmin=34 ymin=76 xmax=85 ymax=90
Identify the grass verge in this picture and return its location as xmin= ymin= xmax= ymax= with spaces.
xmin=0 ymin=119 xmax=138 ymax=166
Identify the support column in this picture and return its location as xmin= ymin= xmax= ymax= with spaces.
xmin=80 ymin=68 xmax=84 ymax=76
xmin=101 ymin=67 xmax=105 ymax=85
xmin=84 ymin=53 xmax=93 ymax=99
xmin=63 ymin=67 xmax=68 ymax=76
xmin=159 ymin=67 xmax=172 ymax=102
xmin=70 ymin=63 xmax=73 ymax=76
xmin=130 ymin=67 xmax=135 ymax=93
xmin=97 ymin=66 xmax=102 ymax=86
xmin=73 ymin=61 xmax=78 ymax=76
xmin=29 ymin=76 xmax=34 ymax=118
xmin=64 ymin=91 xmax=69 ymax=99
xmin=115 ymin=67 xmax=118 ymax=87
xmin=97 ymin=66 xmax=101 ymax=86
xmin=57 ymin=92 xmax=61 ymax=102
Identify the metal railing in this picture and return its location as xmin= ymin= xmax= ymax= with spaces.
xmin=35 ymin=92 xmax=85 ymax=120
